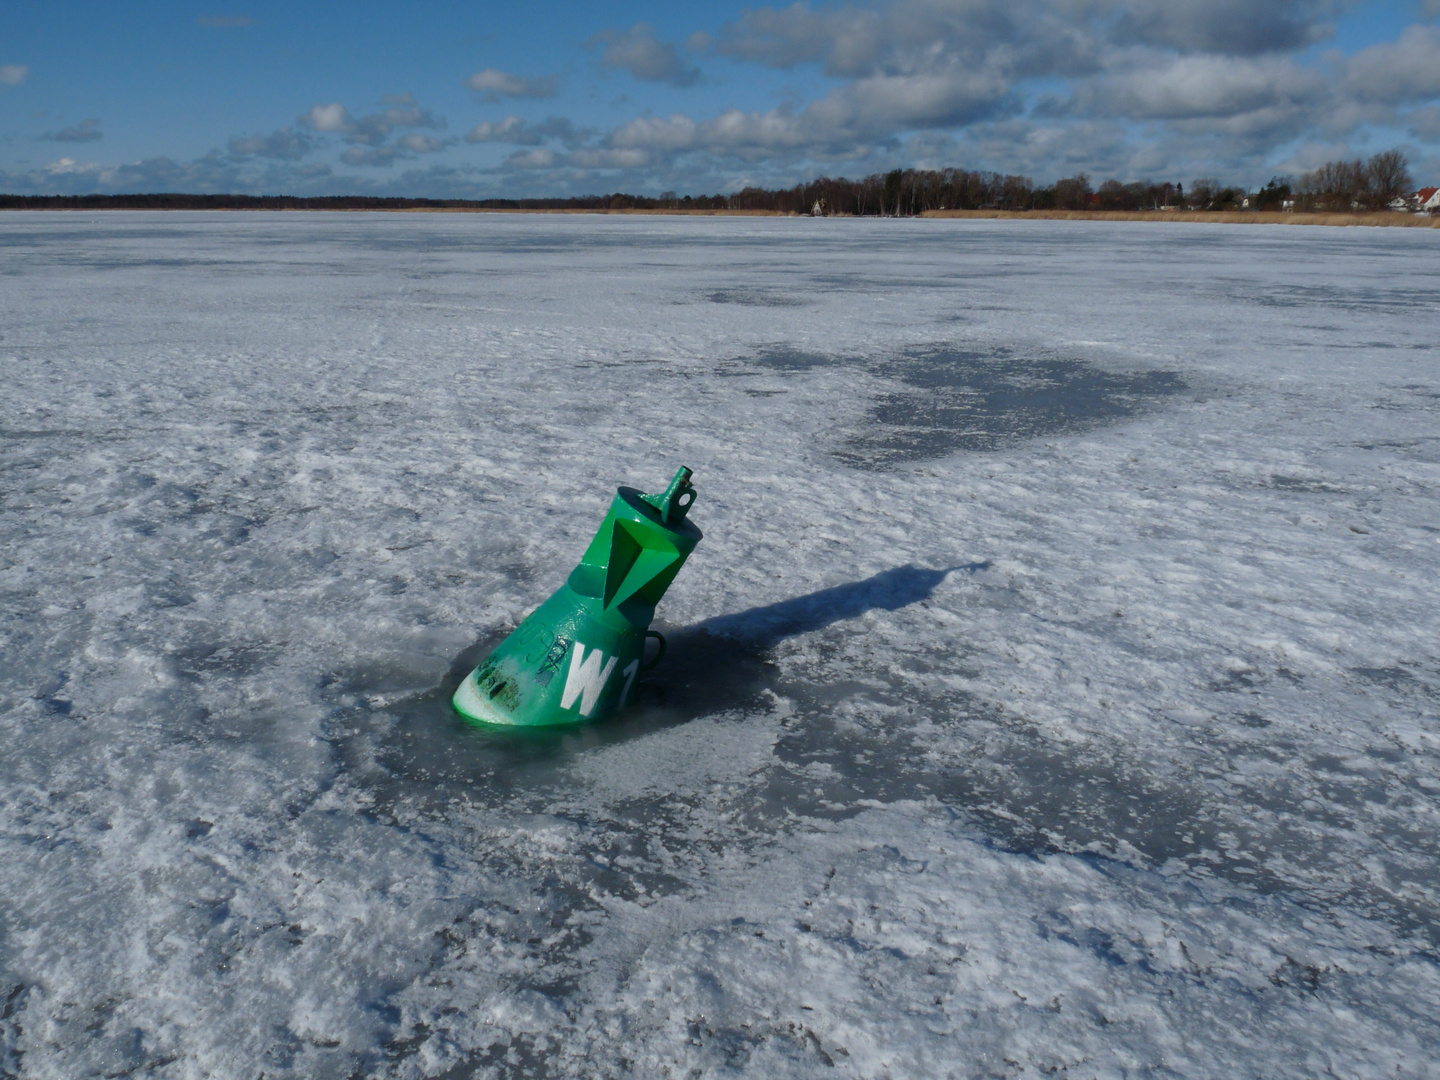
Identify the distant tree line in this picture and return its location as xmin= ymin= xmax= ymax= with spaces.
xmin=0 ymin=193 xmax=630 ymax=211
xmin=0 ymin=150 xmax=1422 ymax=215
xmin=712 ymin=149 xmax=1417 ymax=215
xmin=720 ymin=170 xmax=1172 ymax=214
xmin=1292 ymin=149 xmax=1413 ymax=211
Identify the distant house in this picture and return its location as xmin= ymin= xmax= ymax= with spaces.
xmin=1419 ymin=187 xmax=1440 ymax=212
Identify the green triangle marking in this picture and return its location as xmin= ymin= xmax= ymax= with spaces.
xmin=603 ymin=519 xmax=678 ymax=610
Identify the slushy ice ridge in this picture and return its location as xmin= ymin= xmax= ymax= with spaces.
xmin=1 ymin=213 xmax=1437 ymax=1077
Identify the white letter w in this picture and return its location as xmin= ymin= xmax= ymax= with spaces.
xmin=560 ymin=643 xmax=618 ymax=717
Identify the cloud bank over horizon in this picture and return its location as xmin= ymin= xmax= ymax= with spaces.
xmin=2 ymin=1 xmax=1438 ymax=198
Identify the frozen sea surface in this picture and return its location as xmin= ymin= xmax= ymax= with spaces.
xmin=2 ymin=212 xmax=1439 ymax=1078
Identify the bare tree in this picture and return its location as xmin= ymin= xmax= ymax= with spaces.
xmin=1188 ymin=178 xmax=1220 ymax=209
xmin=1299 ymin=159 xmax=1365 ymax=209
xmin=1366 ymin=149 xmax=1412 ymax=207
xmin=1050 ymin=174 xmax=1092 ymax=210
xmin=1097 ymin=178 xmax=1126 ymax=209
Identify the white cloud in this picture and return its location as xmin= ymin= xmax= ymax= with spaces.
xmin=506 ymin=148 xmax=557 ymax=169
xmin=229 ymin=127 xmax=314 ymax=159
xmin=717 ymin=3 xmax=859 ymax=72
xmin=0 ymin=151 xmax=347 ymax=197
xmin=714 ymin=0 xmax=1097 ymax=81
xmin=466 ymin=116 xmax=587 ymax=147
xmin=1407 ymin=105 xmax=1440 ymax=141
xmin=499 ymin=145 xmax=653 ymax=172
xmin=605 ymin=64 xmax=1013 ymax=162
xmin=568 ymin=147 xmax=651 ymax=169
xmin=293 ymin=98 xmax=445 ymax=163
xmin=43 ymin=118 xmax=104 ymax=143
xmin=464 ymin=68 xmax=559 ymax=101
xmin=0 ymin=64 xmax=28 ymax=86
xmin=45 ymin=157 xmax=99 ymax=175
xmin=467 ymin=116 xmax=535 ymax=144
xmin=301 ymin=104 xmax=351 ymax=133
xmin=398 ymin=133 xmax=445 ymax=154
xmin=345 ymin=103 xmax=444 ymax=145
xmin=342 ymin=145 xmax=404 ymax=167
xmin=1343 ymin=25 xmax=1440 ymax=104
xmin=607 ymin=114 xmax=702 ymax=153
xmin=1064 ymin=51 xmax=1327 ymax=140
xmin=590 ymin=24 xmax=702 ymax=87
xmin=716 ymin=0 xmax=1345 ymax=76
xmin=1107 ymin=0 xmax=1343 ymax=55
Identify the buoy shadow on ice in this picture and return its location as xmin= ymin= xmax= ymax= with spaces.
xmin=693 ymin=562 xmax=988 ymax=649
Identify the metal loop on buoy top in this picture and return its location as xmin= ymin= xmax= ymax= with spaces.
xmin=640 ymin=466 xmax=696 ymax=525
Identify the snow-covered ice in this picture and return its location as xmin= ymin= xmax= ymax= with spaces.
xmin=1 ymin=211 xmax=1438 ymax=1078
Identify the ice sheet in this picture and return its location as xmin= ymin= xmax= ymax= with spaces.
xmin=1 ymin=212 xmax=1438 ymax=1077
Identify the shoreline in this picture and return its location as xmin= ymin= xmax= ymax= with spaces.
xmin=921 ymin=208 xmax=1439 ymax=227
xmin=3 ymin=205 xmax=1436 ymax=226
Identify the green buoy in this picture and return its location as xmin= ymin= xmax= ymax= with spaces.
xmin=453 ymin=467 xmax=703 ymax=727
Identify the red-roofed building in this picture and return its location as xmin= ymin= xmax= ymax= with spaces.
xmin=1419 ymin=187 xmax=1440 ymax=211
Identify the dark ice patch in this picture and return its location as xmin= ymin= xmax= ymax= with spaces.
xmin=174 ymin=641 xmax=278 ymax=679
xmin=1238 ymin=281 xmax=1436 ymax=315
xmin=1353 ymin=666 xmax=1414 ymax=690
xmin=706 ymin=289 xmax=805 ymax=308
xmin=1352 ymin=664 xmax=1438 ymax=703
xmin=752 ymin=345 xmax=1185 ymax=468
xmin=1269 ymin=474 xmax=1347 ymax=494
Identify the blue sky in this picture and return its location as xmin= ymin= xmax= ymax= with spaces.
xmin=2 ymin=0 xmax=1438 ymax=196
